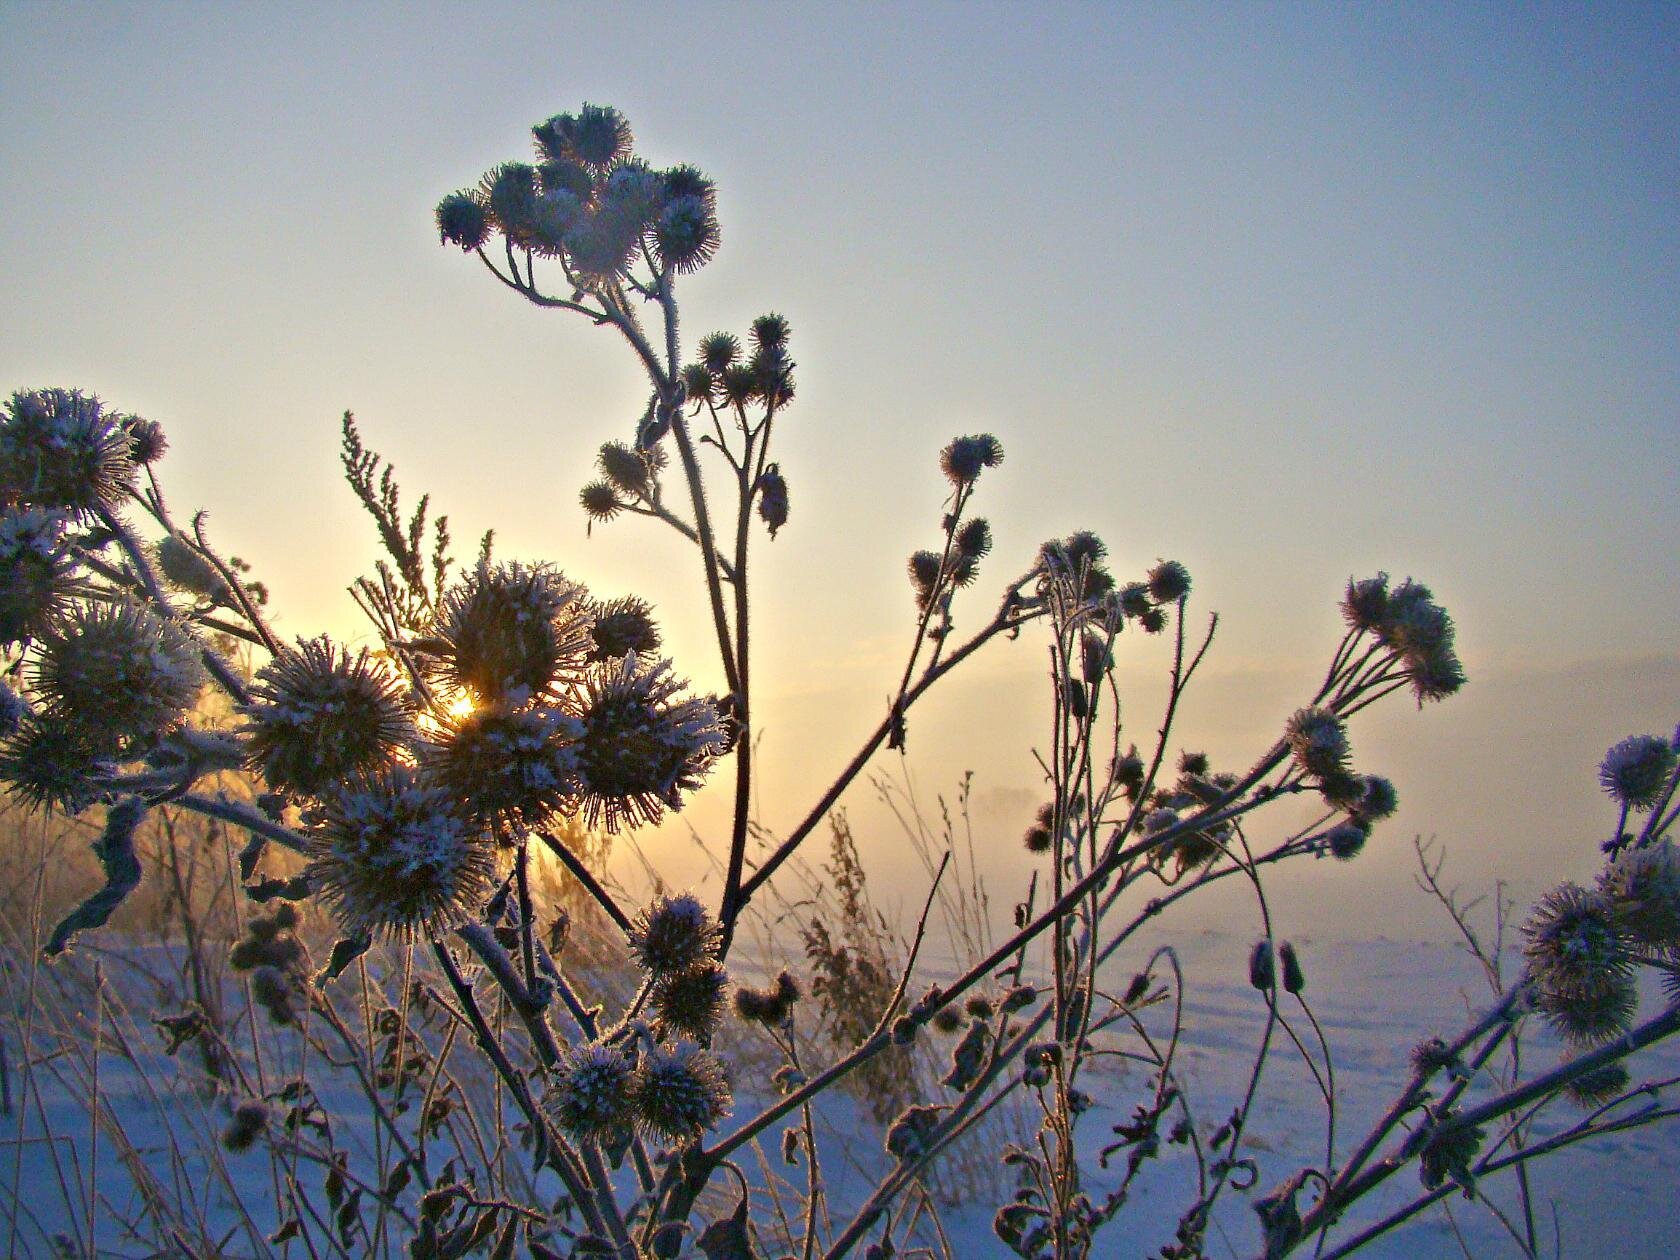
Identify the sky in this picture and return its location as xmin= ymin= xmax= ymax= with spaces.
xmin=2 ymin=1 xmax=1676 ymax=937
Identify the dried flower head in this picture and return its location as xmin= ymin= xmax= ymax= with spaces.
xmin=757 ymin=464 xmax=789 ymax=538
xmin=1599 ymin=841 xmax=1680 ymax=948
xmin=651 ymin=960 xmax=730 ymax=1042
xmin=0 ymin=714 xmax=110 ymax=813
xmin=222 ymin=1101 xmax=269 ymax=1153
xmin=698 ymin=332 xmax=740 ymax=374
xmin=653 ymin=194 xmax=720 ymax=273
xmin=0 ymin=388 xmax=135 ymax=513
xmin=628 ymin=892 xmax=720 ymax=977
xmin=681 ymin=362 xmax=715 ymax=404
xmin=571 ymin=654 xmax=724 ymax=833
xmin=308 ymin=766 xmax=493 ymax=940
xmin=587 ymin=595 xmax=662 ymax=662
xmin=1285 ymin=707 xmax=1350 ymax=779
xmin=907 ymin=550 xmax=943 ymax=610
xmin=563 ymin=209 xmax=642 ymax=284
xmin=32 ymin=599 xmax=204 ymax=745
xmin=1342 ymin=573 xmax=1389 ymax=633
xmin=580 ymin=480 xmax=625 ymax=522
xmin=1249 ymin=940 xmax=1277 ymax=992
xmin=1563 ymin=1062 xmax=1630 ymax=1109
xmin=155 ymin=534 xmax=230 ymax=603
xmin=121 ymin=414 xmax=167 ymax=465
xmin=534 ymin=103 xmax=634 ymax=170
xmin=1279 ymin=941 xmax=1306 ymax=994
xmin=930 ymin=1007 xmax=966 ymax=1034
xmin=734 ymin=970 xmax=801 ymax=1027
xmin=1325 ymin=820 xmax=1369 ymax=861
xmin=1523 ymin=883 xmax=1629 ymax=996
xmin=1023 ymin=800 xmax=1055 ymax=854
xmin=546 ymin=1044 xmax=636 ymax=1139
xmin=750 ymin=313 xmax=791 ymax=351
xmin=1416 ymin=1107 xmax=1484 ymax=1192
xmin=1536 ymin=967 xmax=1638 ymax=1047
xmin=435 ymin=190 xmax=490 ymax=252
xmin=1353 ymin=774 xmax=1399 ymax=823
xmin=434 ymin=561 xmax=592 ymax=705
xmin=1524 ymin=882 xmax=1637 ymax=1045
xmin=633 ymin=1039 xmax=732 ymax=1143
xmin=1147 ymin=560 xmax=1192 ymax=604
xmin=939 ymin=434 xmax=1003 ymax=488
xmin=479 ymin=161 xmax=541 ymax=247
xmin=1378 ymin=578 xmax=1465 ymax=703
xmin=1598 ymin=735 xmax=1675 ymax=812
xmin=0 ymin=506 xmax=75 ymax=647
xmin=245 ymin=637 xmax=413 ymax=797
xmin=597 ymin=441 xmax=660 ymax=499
xmin=422 ymin=701 xmax=579 ymax=833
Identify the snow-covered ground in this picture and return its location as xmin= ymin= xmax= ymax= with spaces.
xmin=3 ymin=933 xmax=1676 ymax=1257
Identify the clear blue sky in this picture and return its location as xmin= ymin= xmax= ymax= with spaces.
xmin=3 ymin=2 xmax=1676 ymax=932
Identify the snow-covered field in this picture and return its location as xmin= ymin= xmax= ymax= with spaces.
xmin=3 ymin=932 xmax=1675 ymax=1257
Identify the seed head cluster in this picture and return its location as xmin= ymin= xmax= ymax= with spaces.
xmin=244 ymin=637 xmax=413 ymax=797
xmin=308 ymin=766 xmax=493 ymax=941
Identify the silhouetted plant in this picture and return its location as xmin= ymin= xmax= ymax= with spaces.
xmin=3 ymin=102 xmax=1676 ymax=1259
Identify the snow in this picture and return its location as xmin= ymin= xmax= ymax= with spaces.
xmin=3 ymin=932 xmax=1676 ymax=1257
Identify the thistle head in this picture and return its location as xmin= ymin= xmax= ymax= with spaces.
xmin=757 ymin=464 xmax=788 ymax=538
xmin=939 ymin=434 xmax=1003 ymax=489
xmin=121 ymin=415 xmax=168 ymax=465
xmin=580 ymin=480 xmax=626 ymax=523
xmin=155 ymin=534 xmax=230 ymax=603
xmin=1147 ymin=559 xmax=1192 ymax=604
xmin=1023 ymin=801 xmax=1055 ymax=854
xmin=597 ymin=441 xmax=660 ymax=500
xmin=1325 ymin=820 xmax=1369 ymax=860
xmin=421 ymin=701 xmax=580 ymax=834
xmin=651 ymin=959 xmax=730 ymax=1043
xmin=1352 ymin=774 xmax=1399 ymax=824
xmin=546 ymin=1044 xmax=636 ymax=1139
xmin=587 ymin=595 xmax=661 ymax=663
xmin=0 ymin=388 xmax=135 ymax=514
xmin=1284 ymin=707 xmax=1350 ymax=780
xmin=244 ymin=637 xmax=413 ymax=797
xmin=734 ymin=970 xmax=801 ymax=1027
xmin=0 ymin=506 xmax=76 ymax=647
xmin=653 ymin=194 xmax=720 ymax=274
xmin=628 ymin=892 xmax=720 ymax=977
xmin=435 ymin=190 xmax=490 ymax=252
xmin=1599 ymin=841 xmax=1680 ymax=948
xmin=31 ymin=599 xmax=203 ymax=746
xmin=1523 ymin=882 xmax=1636 ymax=1045
xmin=1378 ymin=578 xmax=1464 ymax=704
xmin=749 ymin=313 xmax=791 ymax=352
xmin=434 ymin=561 xmax=592 ymax=705
xmin=534 ymin=104 xmax=634 ymax=170
xmin=632 ymin=1039 xmax=732 ymax=1143
xmin=222 ymin=1101 xmax=269 ymax=1154
xmin=1039 ymin=531 xmax=1114 ymax=603
xmin=571 ymin=654 xmax=724 ymax=833
xmin=0 ymin=714 xmax=111 ymax=813
xmin=1598 ymin=735 xmax=1675 ymax=812
xmin=308 ymin=765 xmax=493 ymax=940
xmin=1342 ymin=573 xmax=1389 ymax=633
xmin=698 ymin=332 xmax=739 ymax=374
xmin=908 ymin=550 xmax=943 ymax=610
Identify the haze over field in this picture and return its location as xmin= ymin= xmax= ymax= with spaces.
xmin=3 ymin=2 xmax=1675 ymax=936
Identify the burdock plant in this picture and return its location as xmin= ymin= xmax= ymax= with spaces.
xmin=3 ymin=102 xmax=1675 ymax=1260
